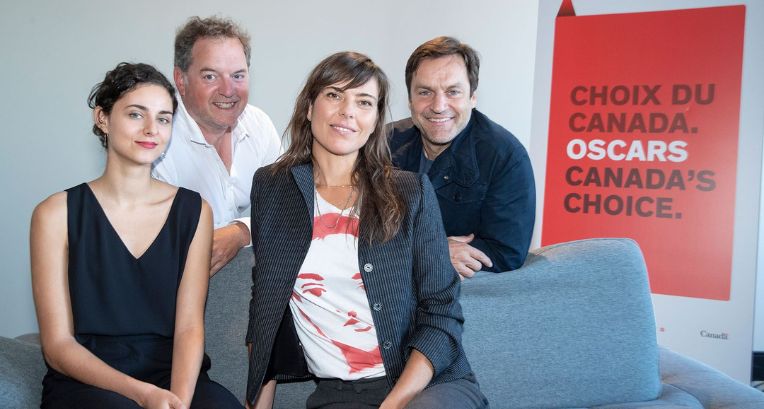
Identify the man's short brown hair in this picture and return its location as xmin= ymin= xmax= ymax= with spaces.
xmin=404 ymin=36 xmax=480 ymax=99
xmin=174 ymin=16 xmax=251 ymax=72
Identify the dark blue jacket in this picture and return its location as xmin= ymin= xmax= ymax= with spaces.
xmin=245 ymin=163 xmax=473 ymax=404
xmin=389 ymin=109 xmax=535 ymax=272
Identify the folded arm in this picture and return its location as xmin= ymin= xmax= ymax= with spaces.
xmin=470 ymin=147 xmax=535 ymax=272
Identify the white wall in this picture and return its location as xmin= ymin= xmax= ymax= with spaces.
xmin=0 ymin=1 xmax=539 ymax=337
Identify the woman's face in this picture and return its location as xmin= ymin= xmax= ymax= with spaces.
xmin=308 ymin=78 xmax=379 ymax=161
xmin=96 ymin=84 xmax=174 ymax=165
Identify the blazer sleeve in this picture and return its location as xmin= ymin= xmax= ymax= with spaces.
xmin=406 ymin=173 xmax=465 ymax=377
xmin=245 ymin=169 xmax=263 ymax=344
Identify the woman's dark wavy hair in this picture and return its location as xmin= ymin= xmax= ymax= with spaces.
xmin=273 ymin=51 xmax=403 ymax=243
xmin=87 ymin=62 xmax=177 ymax=148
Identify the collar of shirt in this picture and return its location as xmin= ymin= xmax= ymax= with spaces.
xmin=422 ymin=111 xmax=479 ymax=187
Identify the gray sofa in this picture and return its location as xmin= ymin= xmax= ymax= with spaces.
xmin=3 ymin=238 xmax=763 ymax=408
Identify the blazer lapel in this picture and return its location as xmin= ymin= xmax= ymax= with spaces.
xmin=291 ymin=163 xmax=315 ymax=220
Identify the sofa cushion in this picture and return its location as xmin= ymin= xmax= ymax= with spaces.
xmin=658 ymin=346 xmax=764 ymax=408
xmin=205 ymin=249 xmax=254 ymax=402
xmin=460 ymin=238 xmax=661 ymax=408
xmin=593 ymin=384 xmax=703 ymax=408
xmin=0 ymin=336 xmax=45 ymax=408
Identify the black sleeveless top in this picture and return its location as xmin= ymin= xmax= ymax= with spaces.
xmin=66 ymin=183 xmax=201 ymax=339
xmin=42 ymin=182 xmax=203 ymax=393
xmin=41 ymin=183 xmax=246 ymax=408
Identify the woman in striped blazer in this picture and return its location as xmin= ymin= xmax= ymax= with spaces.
xmin=245 ymin=51 xmax=488 ymax=409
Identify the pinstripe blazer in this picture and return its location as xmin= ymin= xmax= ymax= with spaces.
xmin=245 ymin=162 xmax=473 ymax=404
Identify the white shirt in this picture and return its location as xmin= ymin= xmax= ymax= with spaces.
xmin=152 ymin=95 xmax=281 ymax=234
xmin=289 ymin=192 xmax=385 ymax=380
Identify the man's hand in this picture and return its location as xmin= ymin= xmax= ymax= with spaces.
xmin=210 ymin=222 xmax=249 ymax=276
xmin=447 ymin=234 xmax=493 ymax=279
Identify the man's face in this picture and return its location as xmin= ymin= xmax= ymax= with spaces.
xmin=409 ymin=55 xmax=477 ymax=154
xmin=174 ymin=37 xmax=249 ymax=135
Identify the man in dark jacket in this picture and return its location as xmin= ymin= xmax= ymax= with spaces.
xmin=389 ymin=36 xmax=535 ymax=278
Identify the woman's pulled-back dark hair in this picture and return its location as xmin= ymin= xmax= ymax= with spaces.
xmin=87 ymin=62 xmax=177 ymax=148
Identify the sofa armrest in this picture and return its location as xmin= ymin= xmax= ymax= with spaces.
xmin=659 ymin=346 xmax=764 ymax=408
xmin=461 ymin=238 xmax=661 ymax=408
xmin=0 ymin=336 xmax=45 ymax=408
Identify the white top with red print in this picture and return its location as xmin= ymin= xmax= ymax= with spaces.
xmin=289 ymin=191 xmax=385 ymax=380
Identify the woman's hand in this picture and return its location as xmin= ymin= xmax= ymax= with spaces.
xmin=248 ymin=379 xmax=277 ymax=409
xmin=379 ymin=396 xmax=406 ymax=409
xmin=141 ymin=385 xmax=187 ymax=409
xmin=379 ymin=350 xmax=433 ymax=409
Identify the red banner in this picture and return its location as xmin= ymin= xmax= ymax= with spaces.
xmin=542 ymin=1 xmax=746 ymax=300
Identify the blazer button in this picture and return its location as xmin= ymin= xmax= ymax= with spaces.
xmin=372 ymin=303 xmax=382 ymax=311
xmin=443 ymin=175 xmax=450 ymax=181
xmin=383 ymin=341 xmax=392 ymax=349
xmin=363 ymin=263 xmax=373 ymax=272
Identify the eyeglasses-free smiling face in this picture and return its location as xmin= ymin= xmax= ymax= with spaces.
xmin=175 ymin=36 xmax=249 ymax=136
xmin=308 ymin=79 xmax=380 ymax=161
xmin=95 ymin=84 xmax=174 ymax=165
xmin=409 ymin=54 xmax=477 ymax=158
